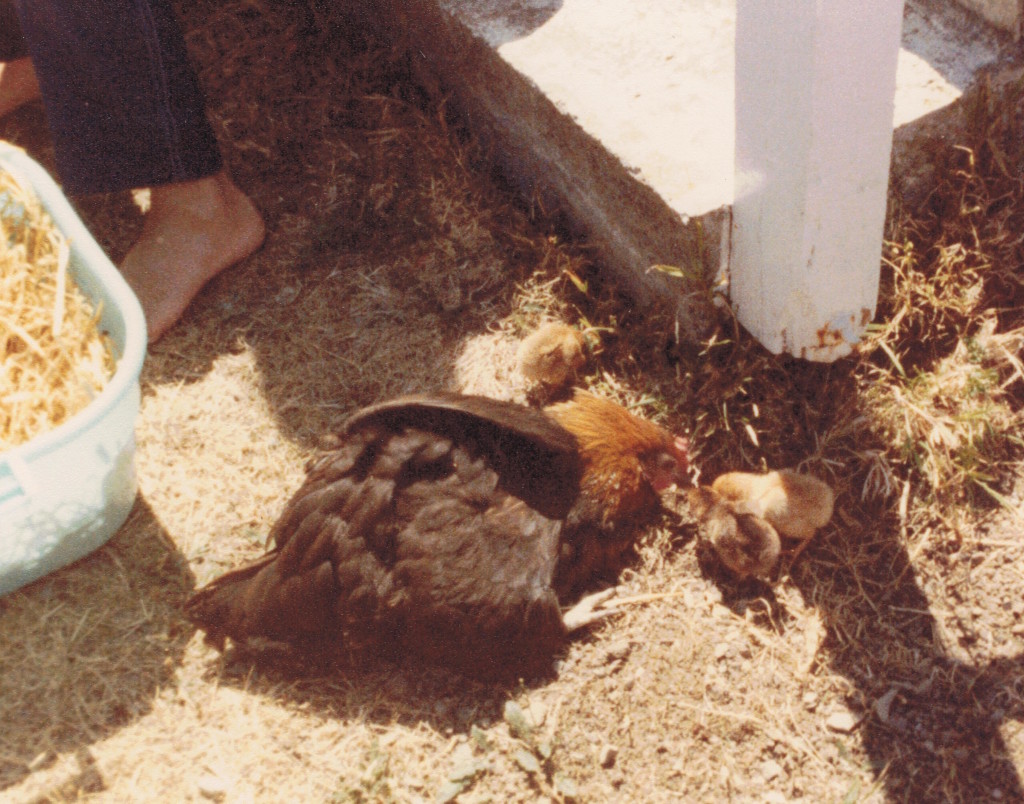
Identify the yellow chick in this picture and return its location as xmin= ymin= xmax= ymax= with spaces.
xmin=687 ymin=487 xmax=781 ymax=579
xmin=516 ymin=322 xmax=586 ymax=388
xmin=711 ymin=469 xmax=834 ymax=541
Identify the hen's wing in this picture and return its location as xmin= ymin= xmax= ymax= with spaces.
xmin=186 ymin=394 xmax=583 ymax=678
xmin=342 ymin=392 xmax=580 ymax=519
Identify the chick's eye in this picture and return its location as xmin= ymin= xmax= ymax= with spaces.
xmin=658 ymin=454 xmax=678 ymax=472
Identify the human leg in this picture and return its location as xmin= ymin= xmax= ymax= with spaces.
xmin=0 ymin=57 xmax=39 ymax=118
xmin=0 ymin=0 xmax=27 ymax=61
xmin=12 ymin=0 xmax=223 ymax=195
xmin=0 ymin=0 xmax=39 ymax=118
xmin=10 ymin=0 xmax=264 ymax=341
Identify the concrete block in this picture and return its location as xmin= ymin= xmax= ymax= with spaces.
xmin=350 ymin=0 xmax=1018 ymax=348
xmin=355 ymin=0 xmax=723 ymax=340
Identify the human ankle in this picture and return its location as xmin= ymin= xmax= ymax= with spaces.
xmin=0 ymin=58 xmax=41 ymax=119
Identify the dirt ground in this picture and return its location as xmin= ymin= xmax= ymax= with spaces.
xmin=2 ymin=3 xmax=1024 ymax=803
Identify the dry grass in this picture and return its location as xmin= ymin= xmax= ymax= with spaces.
xmin=1 ymin=3 xmax=1023 ymax=803
xmin=859 ymin=71 xmax=1024 ymax=510
xmin=0 ymin=168 xmax=115 ymax=450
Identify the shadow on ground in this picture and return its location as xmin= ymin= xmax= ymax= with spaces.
xmin=0 ymin=498 xmax=195 ymax=793
xmin=796 ymin=531 xmax=1024 ymax=801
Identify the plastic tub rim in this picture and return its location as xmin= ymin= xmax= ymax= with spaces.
xmin=0 ymin=143 xmax=147 ymax=473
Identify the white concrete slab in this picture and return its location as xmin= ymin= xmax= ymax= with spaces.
xmin=441 ymin=0 xmax=1014 ymax=219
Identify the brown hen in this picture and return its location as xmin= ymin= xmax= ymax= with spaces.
xmin=185 ymin=391 xmax=688 ymax=679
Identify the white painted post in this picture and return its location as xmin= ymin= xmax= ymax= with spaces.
xmin=731 ymin=0 xmax=906 ymax=362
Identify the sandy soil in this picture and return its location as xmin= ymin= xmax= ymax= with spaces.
xmin=1 ymin=3 xmax=1023 ymax=803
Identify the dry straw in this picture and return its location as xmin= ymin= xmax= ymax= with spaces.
xmin=1 ymin=167 xmax=115 ymax=451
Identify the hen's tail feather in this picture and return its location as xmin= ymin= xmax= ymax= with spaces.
xmin=186 ymin=550 xmax=341 ymax=649
xmin=184 ymin=552 xmax=280 ymax=644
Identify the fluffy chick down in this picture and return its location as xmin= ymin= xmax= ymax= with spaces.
xmin=711 ymin=469 xmax=834 ymax=541
xmin=687 ymin=487 xmax=781 ymax=579
xmin=516 ymin=322 xmax=586 ymax=387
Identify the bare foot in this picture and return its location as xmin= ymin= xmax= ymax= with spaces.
xmin=0 ymin=57 xmax=41 ymax=118
xmin=121 ymin=170 xmax=265 ymax=342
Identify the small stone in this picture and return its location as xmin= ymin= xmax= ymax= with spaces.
xmin=825 ymin=711 xmax=861 ymax=734
xmin=448 ymin=743 xmax=487 ymax=784
xmin=197 ymin=774 xmax=228 ymax=800
xmin=603 ymin=640 xmax=633 ymax=663
xmin=525 ymin=698 xmax=547 ymax=727
xmin=764 ymin=792 xmax=787 ymax=804
xmin=875 ymin=688 xmax=898 ymax=724
xmin=599 ymin=744 xmax=618 ymax=768
xmin=713 ymin=642 xmax=730 ymax=660
xmin=760 ymin=759 xmax=784 ymax=781
xmin=435 ymin=780 xmax=467 ymax=804
xmin=553 ymin=772 xmax=578 ymax=799
xmin=512 ymin=748 xmax=541 ymax=775
xmin=503 ymin=701 xmax=533 ymax=740
xmin=992 ymin=789 xmax=1003 ymax=799
xmin=274 ymin=285 xmax=300 ymax=305
xmin=470 ymin=725 xmax=490 ymax=750
xmin=802 ymin=691 xmax=818 ymax=711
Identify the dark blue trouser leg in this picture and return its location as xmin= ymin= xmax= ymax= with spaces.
xmin=0 ymin=0 xmax=27 ymax=60
xmin=9 ymin=0 xmax=222 ymax=195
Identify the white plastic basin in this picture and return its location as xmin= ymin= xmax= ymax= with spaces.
xmin=0 ymin=143 xmax=146 ymax=596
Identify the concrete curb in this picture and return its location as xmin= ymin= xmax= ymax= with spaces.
xmin=354 ymin=0 xmax=720 ymax=341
